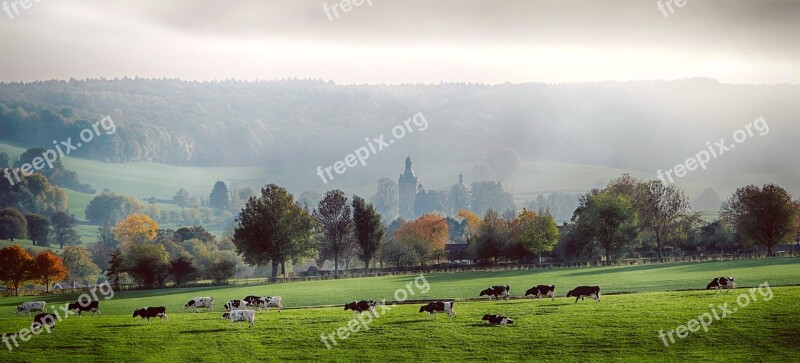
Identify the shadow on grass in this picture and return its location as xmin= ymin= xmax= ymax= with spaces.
xmin=467 ymin=323 xmax=514 ymax=328
xmin=383 ymin=319 xmax=434 ymax=325
xmin=181 ymin=328 xmax=227 ymax=334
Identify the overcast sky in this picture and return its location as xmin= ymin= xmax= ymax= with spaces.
xmin=0 ymin=0 xmax=798 ymax=84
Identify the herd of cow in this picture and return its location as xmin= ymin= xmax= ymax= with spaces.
xmin=5 ymin=277 xmax=736 ymax=335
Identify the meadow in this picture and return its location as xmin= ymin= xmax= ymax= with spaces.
xmin=0 ymin=258 xmax=798 ymax=362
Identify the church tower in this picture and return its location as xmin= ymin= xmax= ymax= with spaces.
xmin=398 ymin=156 xmax=420 ymax=220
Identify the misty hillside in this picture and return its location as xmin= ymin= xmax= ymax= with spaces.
xmin=1 ymin=78 xmax=798 ymax=196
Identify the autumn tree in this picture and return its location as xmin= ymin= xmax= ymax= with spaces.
xmin=32 ymin=251 xmax=67 ymax=292
xmin=315 ymin=190 xmax=354 ymax=276
xmin=352 ymin=195 xmax=385 ymax=273
xmin=396 ymin=214 xmax=449 ymax=264
xmin=456 ymin=209 xmax=482 ymax=244
xmin=113 ymin=213 xmax=159 ymax=249
xmin=234 ymin=184 xmax=315 ymax=277
xmin=0 ymin=245 xmax=33 ymax=295
xmin=721 ymin=184 xmax=798 ymax=255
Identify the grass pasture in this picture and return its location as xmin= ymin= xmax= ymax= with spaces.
xmin=0 ymin=258 xmax=798 ymax=362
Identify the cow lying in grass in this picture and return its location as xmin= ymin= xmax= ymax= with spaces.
xmin=566 ymin=286 xmax=600 ymax=303
xmin=706 ymin=277 xmax=736 ymax=293
xmin=482 ymin=314 xmax=513 ymax=325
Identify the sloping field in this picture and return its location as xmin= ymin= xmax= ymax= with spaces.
xmin=0 ymin=258 xmax=798 ymax=362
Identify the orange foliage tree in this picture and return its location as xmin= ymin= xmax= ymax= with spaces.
xmin=0 ymin=245 xmax=34 ymax=295
xmin=456 ymin=209 xmax=483 ymax=243
xmin=113 ymin=213 xmax=159 ymax=250
xmin=396 ymin=214 xmax=449 ymax=263
xmin=32 ymin=251 xmax=68 ymax=292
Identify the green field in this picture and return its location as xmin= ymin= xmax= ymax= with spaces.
xmin=0 ymin=258 xmax=798 ymax=362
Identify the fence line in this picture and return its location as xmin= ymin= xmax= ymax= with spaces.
xmin=5 ymin=252 xmax=798 ymax=297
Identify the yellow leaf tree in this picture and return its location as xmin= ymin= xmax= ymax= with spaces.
xmin=397 ymin=213 xmax=449 ymax=264
xmin=113 ymin=213 xmax=159 ymax=250
xmin=456 ymin=209 xmax=483 ymax=243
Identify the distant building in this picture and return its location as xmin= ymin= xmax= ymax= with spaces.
xmin=398 ymin=156 xmax=420 ymax=220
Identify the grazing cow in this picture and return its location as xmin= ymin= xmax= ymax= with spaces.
xmin=133 ymin=307 xmax=169 ymax=323
xmin=482 ymin=314 xmax=513 ymax=325
xmin=344 ymin=300 xmax=377 ymax=317
xmin=223 ymin=300 xmax=248 ymax=311
xmin=706 ymin=277 xmax=736 ymax=293
xmin=525 ymin=285 xmax=556 ymax=301
xmin=222 ymin=310 xmax=255 ymax=329
xmin=246 ymin=296 xmax=283 ymax=312
xmin=566 ymin=286 xmax=601 ymax=303
xmin=67 ymin=301 xmax=100 ymax=316
xmin=418 ymin=301 xmax=457 ymax=319
xmin=31 ymin=313 xmax=57 ymax=332
xmin=14 ymin=301 xmax=47 ymax=317
xmin=479 ymin=285 xmax=510 ymax=300
xmin=184 ymin=297 xmax=213 ymax=312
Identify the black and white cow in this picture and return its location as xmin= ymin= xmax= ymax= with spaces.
xmin=184 ymin=297 xmax=213 ymax=312
xmin=14 ymin=301 xmax=47 ymax=317
xmin=482 ymin=314 xmax=513 ymax=325
xmin=222 ymin=310 xmax=255 ymax=329
xmin=67 ymin=301 xmax=100 ymax=316
xmin=344 ymin=300 xmax=377 ymax=316
xmin=133 ymin=307 xmax=169 ymax=323
xmin=479 ymin=285 xmax=510 ymax=300
xmin=706 ymin=277 xmax=736 ymax=293
xmin=246 ymin=296 xmax=282 ymax=312
xmin=418 ymin=301 xmax=457 ymax=319
xmin=566 ymin=286 xmax=601 ymax=303
xmin=223 ymin=299 xmax=248 ymax=311
xmin=525 ymin=285 xmax=556 ymax=301
xmin=31 ymin=313 xmax=57 ymax=333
